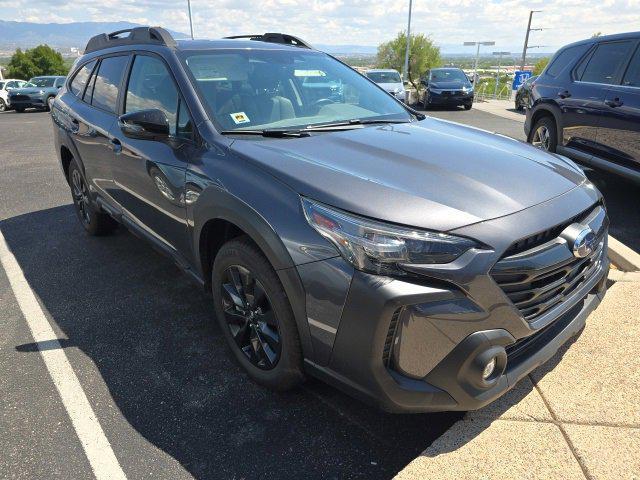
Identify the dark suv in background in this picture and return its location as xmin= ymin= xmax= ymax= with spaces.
xmin=526 ymin=32 xmax=640 ymax=183
xmin=52 ymin=27 xmax=609 ymax=413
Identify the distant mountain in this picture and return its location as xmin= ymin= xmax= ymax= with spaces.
xmin=0 ymin=20 xmax=189 ymax=50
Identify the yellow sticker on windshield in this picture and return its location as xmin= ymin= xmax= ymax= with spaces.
xmin=230 ymin=112 xmax=250 ymax=124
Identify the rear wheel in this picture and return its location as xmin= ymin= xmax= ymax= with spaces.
xmin=212 ymin=237 xmax=304 ymax=391
xmin=68 ymin=160 xmax=118 ymax=235
xmin=0 ymin=99 xmax=6 ymax=112
xmin=530 ymin=116 xmax=557 ymax=153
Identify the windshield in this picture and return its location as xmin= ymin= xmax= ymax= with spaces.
xmin=430 ymin=69 xmax=469 ymax=83
xmin=181 ymin=49 xmax=411 ymax=131
xmin=0 ymin=82 xmax=4 ymax=89
xmin=366 ymin=71 xmax=402 ymax=84
xmin=29 ymin=77 xmax=55 ymax=87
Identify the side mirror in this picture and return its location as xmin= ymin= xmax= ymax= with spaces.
xmin=56 ymin=85 xmax=62 ymax=89
xmin=118 ymin=109 xmax=170 ymax=140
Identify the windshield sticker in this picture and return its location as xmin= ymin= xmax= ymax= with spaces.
xmin=294 ymin=69 xmax=326 ymax=77
xmin=230 ymin=112 xmax=250 ymax=124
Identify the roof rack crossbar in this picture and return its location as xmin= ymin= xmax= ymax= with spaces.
xmin=84 ymin=26 xmax=176 ymax=54
xmin=224 ymin=33 xmax=313 ymax=49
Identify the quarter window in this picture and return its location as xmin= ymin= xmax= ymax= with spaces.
xmin=579 ymin=41 xmax=635 ymax=85
xmin=546 ymin=46 xmax=582 ymax=77
xmin=70 ymin=61 xmax=96 ymax=97
xmin=125 ymin=55 xmax=193 ymax=139
xmin=622 ymin=47 xmax=640 ymax=87
xmin=90 ymin=56 xmax=129 ymax=113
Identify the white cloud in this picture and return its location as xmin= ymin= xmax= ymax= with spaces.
xmin=4 ymin=0 xmax=640 ymax=51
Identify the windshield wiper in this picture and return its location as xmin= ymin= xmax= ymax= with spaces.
xmin=220 ymin=129 xmax=310 ymax=138
xmin=304 ymin=118 xmax=412 ymax=130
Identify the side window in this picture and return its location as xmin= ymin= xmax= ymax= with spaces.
xmin=6 ymin=81 xmax=16 ymax=88
xmin=125 ymin=55 xmax=193 ymax=139
xmin=70 ymin=60 xmax=96 ymax=97
xmin=90 ymin=55 xmax=129 ymax=113
xmin=546 ymin=46 xmax=582 ymax=77
xmin=580 ymin=41 xmax=635 ymax=84
xmin=622 ymin=47 xmax=640 ymax=87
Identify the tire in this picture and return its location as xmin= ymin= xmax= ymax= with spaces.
xmin=463 ymin=103 xmax=472 ymax=110
xmin=0 ymin=99 xmax=6 ymax=112
xmin=530 ymin=115 xmax=558 ymax=153
xmin=212 ymin=237 xmax=304 ymax=391
xmin=68 ymin=159 xmax=118 ymax=235
xmin=515 ymin=101 xmax=523 ymax=111
xmin=15 ymin=107 xmax=25 ymax=113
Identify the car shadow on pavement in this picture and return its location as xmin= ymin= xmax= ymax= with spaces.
xmin=2 ymin=205 xmax=462 ymax=480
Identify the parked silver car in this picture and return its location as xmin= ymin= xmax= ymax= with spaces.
xmin=365 ymin=69 xmax=407 ymax=103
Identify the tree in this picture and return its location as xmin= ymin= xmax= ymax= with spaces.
xmin=7 ymin=45 xmax=67 ymax=79
xmin=533 ymin=57 xmax=550 ymax=75
xmin=377 ymin=32 xmax=441 ymax=91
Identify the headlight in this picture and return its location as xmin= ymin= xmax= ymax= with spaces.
xmin=302 ymin=198 xmax=479 ymax=275
xmin=38 ymin=90 xmax=45 ymax=94
xmin=462 ymin=86 xmax=473 ymax=93
xmin=429 ymin=88 xmax=442 ymax=94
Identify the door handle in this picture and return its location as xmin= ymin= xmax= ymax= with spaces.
xmin=557 ymin=90 xmax=571 ymax=99
xmin=604 ymin=97 xmax=623 ymax=108
xmin=110 ymin=137 xmax=122 ymax=154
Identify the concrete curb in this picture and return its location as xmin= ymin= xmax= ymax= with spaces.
xmin=608 ymin=235 xmax=640 ymax=272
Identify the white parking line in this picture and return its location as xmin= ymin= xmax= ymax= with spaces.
xmin=0 ymin=228 xmax=127 ymax=480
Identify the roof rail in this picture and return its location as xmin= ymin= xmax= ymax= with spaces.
xmin=84 ymin=26 xmax=176 ymax=54
xmin=224 ymin=33 xmax=313 ymax=49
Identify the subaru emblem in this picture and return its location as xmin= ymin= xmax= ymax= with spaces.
xmin=571 ymin=226 xmax=596 ymax=258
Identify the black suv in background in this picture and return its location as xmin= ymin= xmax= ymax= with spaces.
xmin=420 ymin=68 xmax=474 ymax=110
xmin=51 ymin=27 xmax=609 ymax=413
xmin=526 ymin=32 xmax=640 ymax=183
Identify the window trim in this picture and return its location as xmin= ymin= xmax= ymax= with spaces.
xmin=572 ymin=40 xmax=639 ymax=87
xmin=122 ymin=51 xmax=198 ymax=143
xmin=619 ymin=43 xmax=640 ymax=89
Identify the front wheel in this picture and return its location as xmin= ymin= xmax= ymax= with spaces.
xmin=463 ymin=103 xmax=472 ymax=110
xmin=68 ymin=160 xmax=118 ymax=235
xmin=212 ymin=237 xmax=304 ymax=391
xmin=0 ymin=99 xmax=6 ymax=112
xmin=530 ymin=116 xmax=558 ymax=152
xmin=15 ymin=106 xmax=25 ymax=113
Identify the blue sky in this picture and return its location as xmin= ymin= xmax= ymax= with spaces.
xmin=3 ymin=0 xmax=639 ymax=51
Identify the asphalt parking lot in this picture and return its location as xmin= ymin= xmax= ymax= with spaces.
xmin=0 ymin=106 xmax=638 ymax=479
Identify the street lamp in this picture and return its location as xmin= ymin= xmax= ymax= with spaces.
xmin=492 ymin=51 xmax=511 ymax=97
xmin=187 ymin=0 xmax=195 ymax=39
xmin=403 ymin=0 xmax=413 ymax=83
xmin=464 ymin=41 xmax=495 ymax=85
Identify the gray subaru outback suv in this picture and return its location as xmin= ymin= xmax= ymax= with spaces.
xmin=51 ymin=27 xmax=609 ymax=413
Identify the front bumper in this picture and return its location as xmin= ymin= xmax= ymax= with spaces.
xmin=427 ymin=90 xmax=474 ymax=105
xmin=300 ymin=186 xmax=609 ymax=412
xmin=8 ymin=94 xmax=46 ymax=109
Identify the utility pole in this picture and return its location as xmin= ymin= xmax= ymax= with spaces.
xmin=521 ymin=10 xmax=542 ymax=70
xmin=187 ymin=0 xmax=195 ymax=39
xmin=493 ymin=51 xmax=511 ymax=97
xmin=403 ymin=0 xmax=413 ymax=83
xmin=464 ymin=41 xmax=495 ymax=85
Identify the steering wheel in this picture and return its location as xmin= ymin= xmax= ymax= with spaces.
xmin=311 ymin=98 xmax=336 ymax=109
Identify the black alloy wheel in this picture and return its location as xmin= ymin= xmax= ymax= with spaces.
xmin=71 ymin=167 xmax=91 ymax=226
xmin=220 ymin=265 xmax=282 ymax=370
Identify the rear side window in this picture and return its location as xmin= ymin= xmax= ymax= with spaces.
xmin=546 ymin=46 xmax=582 ymax=77
xmin=125 ymin=55 xmax=193 ymax=139
xmin=90 ymin=55 xmax=129 ymax=113
xmin=622 ymin=47 xmax=640 ymax=87
xmin=70 ymin=61 xmax=95 ymax=97
xmin=579 ymin=41 xmax=635 ymax=85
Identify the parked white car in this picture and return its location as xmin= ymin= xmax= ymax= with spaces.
xmin=365 ymin=69 xmax=407 ymax=103
xmin=0 ymin=79 xmax=30 ymax=112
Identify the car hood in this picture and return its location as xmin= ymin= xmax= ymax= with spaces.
xmin=229 ymin=117 xmax=586 ymax=231
xmin=10 ymin=87 xmax=49 ymax=95
xmin=376 ymin=82 xmax=404 ymax=92
xmin=430 ymin=81 xmax=470 ymax=90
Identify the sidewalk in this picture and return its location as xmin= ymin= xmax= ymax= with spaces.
xmin=395 ymin=276 xmax=640 ymax=480
xmin=473 ymin=98 xmax=526 ymax=123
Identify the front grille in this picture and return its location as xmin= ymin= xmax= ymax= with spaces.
xmin=382 ymin=308 xmax=401 ymax=367
xmin=491 ymin=205 xmax=606 ymax=322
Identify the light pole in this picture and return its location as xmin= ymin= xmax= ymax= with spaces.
xmin=464 ymin=41 xmax=495 ymax=85
xmin=403 ymin=0 xmax=413 ymax=83
xmin=492 ymin=51 xmax=511 ymax=97
xmin=521 ymin=10 xmax=542 ymax=70
xmin=187 ymin=0 xmax=195 ymax=39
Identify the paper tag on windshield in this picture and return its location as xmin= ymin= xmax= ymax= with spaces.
xmin=230 ymin=112 xmax=250 ymax=124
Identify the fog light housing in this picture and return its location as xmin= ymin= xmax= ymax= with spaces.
xmin=482 ymin=358 xmax=496 ymax=380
